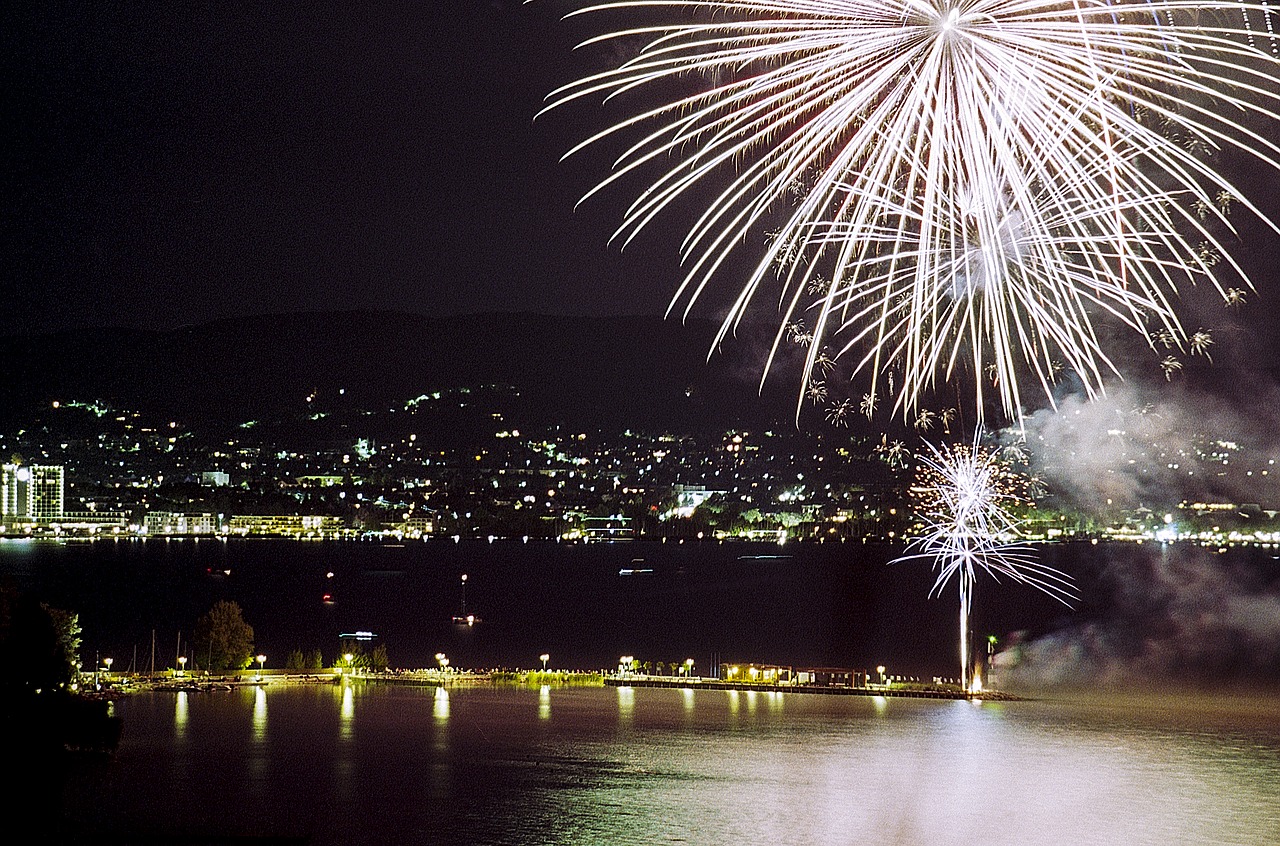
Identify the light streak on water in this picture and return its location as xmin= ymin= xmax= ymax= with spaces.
xmin=79 ymin=687 xmax=1280 ymax=845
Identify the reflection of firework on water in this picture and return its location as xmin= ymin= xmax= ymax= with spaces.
xmin=896 ymin=433 xmax=1076 ymax=688
xmin=542 ymin=0 xmax=1280 ymax=420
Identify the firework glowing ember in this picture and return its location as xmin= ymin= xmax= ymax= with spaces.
xmin=540 ymin=0 xmax=1280 ymax=421
xmin=896 ymin=433 xmax=1076 ymax=689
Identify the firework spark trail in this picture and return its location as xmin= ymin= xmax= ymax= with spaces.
xmin=894 ymin=433 xmax=1077 ymax=687
xmin=539 ymin=0 xmax=1280 ymax=421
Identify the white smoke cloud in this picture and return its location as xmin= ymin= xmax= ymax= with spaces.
xmin=1001 ymin=378 xmax=1280 ymax=514
xmin=997 ymin=544 xmax=1280 ymax=691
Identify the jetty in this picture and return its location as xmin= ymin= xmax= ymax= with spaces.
xmin=604 ymin=676 xmax=1020 ymax=701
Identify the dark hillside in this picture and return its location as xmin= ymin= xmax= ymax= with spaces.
xmin=0 ymin=311 xmax=810 ymax=433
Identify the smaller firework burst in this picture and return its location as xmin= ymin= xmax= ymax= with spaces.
xmin=896 ymin=432 xmax=1076 ymax=690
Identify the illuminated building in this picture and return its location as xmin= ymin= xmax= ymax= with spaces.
xmin=0 ymin=464 xmax=24 ymax=518
xmin=145 ymin=511 xmax=218 ymax=536
xmin=390 ymin=515 xmax=434 ymax=538
xmin=227 ymin=514 xmax=345 ymax=537
xmin=1 ymin=463 xmax=64 ymax=522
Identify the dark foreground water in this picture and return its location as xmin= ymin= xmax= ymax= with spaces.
xmin=40 ymin=683 xmax=1280 ymax=845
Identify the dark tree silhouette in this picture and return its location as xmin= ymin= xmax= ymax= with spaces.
xmin=192 ymin=600 xmax=254 ymax=672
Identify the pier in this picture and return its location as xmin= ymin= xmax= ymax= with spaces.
xmin=605 ymin=676 xmax=1020 ymax=700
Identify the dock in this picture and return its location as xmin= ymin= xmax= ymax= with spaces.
xmin=604 ymin=676 xmax=1020 ymax=700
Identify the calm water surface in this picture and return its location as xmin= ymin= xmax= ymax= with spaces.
xmin=0 ymin=537 xmax=1162 ymax=672
xmin=50 ymin=683 xmax=1280 ymax=846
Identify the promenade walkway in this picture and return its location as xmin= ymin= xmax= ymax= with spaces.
xmin=605 ymin=676 xmax=1019 ymax=700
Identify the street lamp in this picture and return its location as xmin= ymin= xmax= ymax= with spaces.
xmin=103 ymin=657 xmax=113 ymax=685
xmin=256 ymin=654 xmax=266 ymax=682
xmin=178 ymin=656 xmax=187 ymax=677
xmin=876 ymin=665 xmax=887 ymax=687
xmin=539 ymin=653 xmax=549 ymax=672
xmin=684 ymin=658 xmax=694 ymax=679
xmin=435 ymin=652 xmax=449 ymax=672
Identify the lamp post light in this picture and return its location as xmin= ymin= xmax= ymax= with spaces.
xmin=178 ymin=656 xmax=187 ymax=677
xmin=876 ymin=665 xmax=887 ymax=687
xmin=684 ymin=658 xmax=694 ymax=679
xmin=256 ymin=654 xmax=266 ymax=682
xmin=103 ymin=657 xmax=113 ymax=686
xmin=540 ymin=653 xmax=549 ymax=673
xmin=435 ymin=652 xmax=449 ymax=673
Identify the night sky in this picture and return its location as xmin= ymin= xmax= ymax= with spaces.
xmin=3 ymin=1 xmax=691 ymax=334
xmin=4 ymin=0 xmax=1279 ymax=361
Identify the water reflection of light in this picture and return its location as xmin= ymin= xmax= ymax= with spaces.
xmin=766 ymin=691 xmax=784 ymax=714
xmin=681 ymin=687 xmax=695 ymax=715
xmin=340 ymin=683 xmax=355 ymax=740
xmin=174 ymin=691 xmax=189 ymax=740
xmin=745 ymin=690 xmax=757 ymax=714
xmin=617 ymin=685 xmax=634 ymax=725
xmin=873 ymin=695 xmax=888 ymax=715
xmin=727 ymin=690 xmax=739 ymax=717
xmin=252 ymin=686 xmax=267 ymax=742
xmin=539 ymin=685 xmax=551 ymax=721
xmin=434 ymin=686 xmax=449 ymax=723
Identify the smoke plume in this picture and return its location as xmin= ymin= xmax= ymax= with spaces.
xmin=1001 ymin=378 xmax=1280 ymax=515
xmin=997 ymin=543 xmax=1280 ymax=691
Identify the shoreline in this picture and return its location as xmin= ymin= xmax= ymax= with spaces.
xmin=94 ymin=670 xmax=1019 ymax=701
xmin=603 ymin=676 xmax=1021 ymax=701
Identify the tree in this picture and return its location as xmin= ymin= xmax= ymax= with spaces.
xmin=0 ymin=586 xmax=78 ymax=697
xmin=307 ymin=648 xmax=324 ymax=670
xmin=43 ymin=604 xmax=82 ymax=688
xmin=285 ymin=649 xmax=305 ymax=670
xmin=192 ymin=601 xmax=254 ymax=672
xmin=370 ymin=643 xmax=389 ymax=672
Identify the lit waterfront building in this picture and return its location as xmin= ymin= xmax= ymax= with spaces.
xmin=0 ymin=464 xmax=23 ymax=518
xmin=145 ymin=511 xmax=218 ymax=536
xmin=1 ymin=463 xmax=64 ymax=522
xmin=227 ymin=514 xmax=346 ymax=537
xmin=51 ymin=511 xmax=130 ymax=536
xmin=389 ymin=515 xmax=434 ymax=539
xmin=201 ymin=471 xmax=231 ymax=487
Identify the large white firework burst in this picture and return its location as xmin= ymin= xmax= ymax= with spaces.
xmin=539 ymin=0 xmax=1280 ymax=421
xmin=895 ymin=434 xmax=1076 ymax=687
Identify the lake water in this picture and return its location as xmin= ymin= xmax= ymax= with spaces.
xmin=42 ymin=682 xmax=1280 ymax=845
xmin=8 ymin=539 xmax=1280 ymax=844
xmin=5 ymin=536 xmax=1279 ymax=689
xmin=0 ymin=536 xmax=1183 ymax=674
